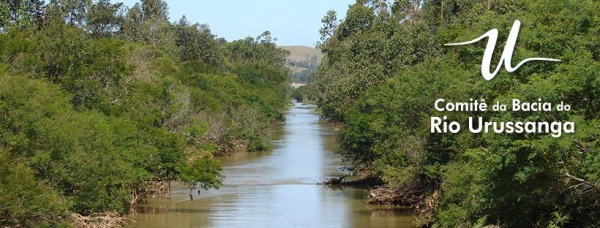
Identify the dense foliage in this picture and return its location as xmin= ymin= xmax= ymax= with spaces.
xmin=312 ymin=0 xmax=600 ymax=227
xmin=0 ymin=0 xmax=289 ymax=226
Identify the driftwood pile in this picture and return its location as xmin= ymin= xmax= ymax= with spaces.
xmin=71 ymin=213 xmax=133 ymax=228
xmin=366 ymin=187 xmax=405 ymax=205
xmin=366 ymin=185 xmax=440 ymax=219
xmin=366 ymin=184 xmax=429 ymax=206
xmin=321 ymin=176 xmax=442 ymax=220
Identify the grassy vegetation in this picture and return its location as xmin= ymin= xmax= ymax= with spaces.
xmin=281 ymin=46 xmax=322 ymax=83
xmin=280 ymin=45 xmax=323 ymax=63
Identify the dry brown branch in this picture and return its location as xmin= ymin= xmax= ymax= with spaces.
xmin=71 ymin=213 xmax=133 ymax=228
xmin=560 ymin=159 xmax=600 ymax=191
xmin=366 ymin=185 xmax=425 ymax=206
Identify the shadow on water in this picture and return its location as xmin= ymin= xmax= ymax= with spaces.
xmin=125 ymin=101 xmax=415 ymax=228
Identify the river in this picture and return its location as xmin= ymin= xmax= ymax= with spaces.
xmin=125 ymin=102 xmax=414 ymax=228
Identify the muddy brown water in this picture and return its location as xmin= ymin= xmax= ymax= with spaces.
xmin=125 ymin=102 xmax=415 ymax=228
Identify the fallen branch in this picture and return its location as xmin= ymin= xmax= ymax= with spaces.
xmin=71 ymin=213 xmax=133 ymax=228
xmin=320 ymin=176 xmax=346 ymax=185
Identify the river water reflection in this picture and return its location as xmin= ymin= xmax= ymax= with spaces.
xmin=125 ymin=102 xmax=414 ymax=228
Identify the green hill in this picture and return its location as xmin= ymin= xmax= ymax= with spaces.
xmin=280 ymin=46 xmax=322 ymax=83
xmin=280 ymin=45 xmax=323 ymax=63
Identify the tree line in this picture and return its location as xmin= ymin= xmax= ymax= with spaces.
xmin=0 ymin=0 xmax=290 ymax=226
xmin=309 ymin=0 xmax=600 ymax=227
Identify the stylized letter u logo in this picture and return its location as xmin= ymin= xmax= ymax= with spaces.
xmin=445 ymin=20 xmax=561 ymax=80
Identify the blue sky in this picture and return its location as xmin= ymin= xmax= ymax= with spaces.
xmin=118 ymin=0 xmax=356 ymax=47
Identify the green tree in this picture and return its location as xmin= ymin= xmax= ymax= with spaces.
xmin=0 ymin=0 xmax=45 ymax=30
xmin=0 ymin=150 xmax=69 ymax=227
xmin=121 ymin=2 xmax=143 ymax=41
xmin=140 ymin=0 xmax=168 ymax=21
xmin=174 ymin=15 xmax=222 ymax=66
xmin=87 ymin=0 xmax=125 ymax=38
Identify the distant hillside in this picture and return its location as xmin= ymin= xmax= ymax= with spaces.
xmin=280 ymin=46 xmax=323 ymax=83
xmin=280 ymin=45 xmax=323 ymax=63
